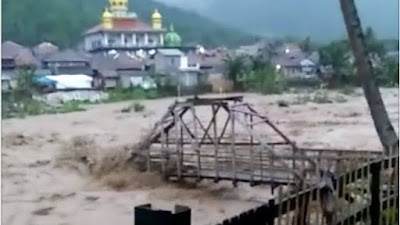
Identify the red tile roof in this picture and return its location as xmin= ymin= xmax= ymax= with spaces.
xmin=84 ymin=19 xmax=165 ymax=35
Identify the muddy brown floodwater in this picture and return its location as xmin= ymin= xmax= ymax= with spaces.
xmin=2 ymin=88 xmax=398 ymax=225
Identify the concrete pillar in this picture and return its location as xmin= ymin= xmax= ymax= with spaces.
xmin=121 ymin=33 xmax=125 ymax=47
xmin=84 ymin=36 xmax=91 ymax=51
xmin=144 ymin=33 xmax=149 ymax=46
xmin=102 ymin=33 xmax=109 ymax=47
xmin=159 ymin=33 xmax=164 ymax=46
xmin=132 ymin=33 xmax=137 ymax=46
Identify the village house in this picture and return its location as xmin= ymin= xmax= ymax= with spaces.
xmin=1 ymin=41 xmax=40 ymax=89
xmin=33 ymin=42 xmax=59 ymax=61
xmin=271 ymin=43 xmax=319 ymax=79
xmin=42 ymin=50 xmax=93 ymax=75
xmin=187 ymin=49 xmax=226 ymax=84
xmin=91 ymin=52 xmax=149 ymax=89
xmin=235 ymin=40 xmax=273 ymax=60
xmin=154 ymin=49 xmax=201 ymax=87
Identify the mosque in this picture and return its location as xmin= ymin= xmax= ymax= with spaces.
xmin=83 ymin=0 xmax=183 ymax=54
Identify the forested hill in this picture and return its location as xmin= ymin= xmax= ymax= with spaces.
xmin=2 ymin=0 xmax=257 ymax=48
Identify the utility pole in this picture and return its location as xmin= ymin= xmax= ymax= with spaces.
xmin=339 ymin=0 xmax=398 ymax=153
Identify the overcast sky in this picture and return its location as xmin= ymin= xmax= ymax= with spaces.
xmin=155 ymin=0 xmax=399 ymax=41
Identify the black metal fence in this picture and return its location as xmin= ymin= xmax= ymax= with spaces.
xmin=216 ymin=150 xmax=399 ymax=225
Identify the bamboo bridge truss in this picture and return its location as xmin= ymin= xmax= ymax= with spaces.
xmin=140 ymin=96 xmax=381 ymax=187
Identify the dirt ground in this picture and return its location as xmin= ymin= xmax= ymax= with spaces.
xmin=2 ymin=88 xmax=398 ymax=225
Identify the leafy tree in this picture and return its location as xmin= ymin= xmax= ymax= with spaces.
xmin=382 ymin=59 xmax=399 ymax=85
xmin=249 ymin=54 xmax=267 ymax=71
xmin=319 ymin=40 xmax=352 ymax=86
xmin=13 ymin=68 xmax=38 ymax=101
xmin=364 ymin=27 xmax=385 ymax=58
xmin=299 ymin=36 xmax=312 ymax=53
xmin=223 ymin=54 xmax=247 ymax=90
xmin=242 ymin=59 xmax=284 ymax=94
xmin=2 ymin=0 xmax=256 ymax=48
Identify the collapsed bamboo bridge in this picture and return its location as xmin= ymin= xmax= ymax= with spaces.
xmin=140 ymin=96 xmax=382 ymax=187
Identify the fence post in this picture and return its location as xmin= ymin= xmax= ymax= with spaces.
xmin=370 ymin=162 xmax=381 ymax=225
xmin=267 ymin=199 xmax=276 ymax=225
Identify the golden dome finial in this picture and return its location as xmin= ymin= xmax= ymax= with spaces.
xmin=109 ymin=0 xmax=128 ymax=12
xmin=152 ymin=9 xmax=162 ymax=19
xmin=102 ymin=7 xmax=113 ymax=29
xmin=152 ymin=9 xmax=162 ymax=29
xmin=103 ymin=7 xmax=112 ymax=18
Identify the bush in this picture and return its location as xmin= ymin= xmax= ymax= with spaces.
xmin=339 ymin=85 xmax=355 ymax=95
xmin=332 ymin=95 xmax=348 ymax=103
xmin=244 ymin=65 xmax=285 ymax=94
xmin=292 ymin=89 xmax=342 ymax=105
xmin=55 ymin=101 xmax=86 ymax=114
xmin=121 ymin=102 xmax=145 ymax=113
xmin=312 ymin=90 xmax=332 ymax=104
xmin=106 ymin=86 xmax=149 ymax=102
xmin=285 ymin=77 xmax=322 ymax=88
xmin=382 ymin=208 xmax=399 ymax=225
xmin=133 ymin=103 xmax=145 ymax=112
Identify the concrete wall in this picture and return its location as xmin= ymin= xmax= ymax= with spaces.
xmin=84 ymin=33 xmax=103 ymax=51
xmin=85 ymin=32 xmax=163 ymax=51
xmin=178 ymin=72 xmax=199 ymax=87
xmin=154 ymin=55 xmax=181 ymax=73
xmin=105 ymin=79 xmax=118 ymax=88
xmin=118 ymin=70 xmax=148 ymax=88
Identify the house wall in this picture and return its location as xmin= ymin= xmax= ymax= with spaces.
xmin=85 ymin=32 xmax=164 ymax=51
xmin=2 ymin=59 xmax=16 ymax=69
xmin=105 ymin=79 xmax=118 ymax=88
xmin=154 ymin=54 xmax=181 ymax=73
xmin=85 ymin=33 xmax=103 ymax=51
xmin=49 ymin=66 xmax=93 ymax=76
xmin=178 ymin=72 xmax=199 ymax=87
xmin=281 ymin=66 xmax=318 ymax=78
xmin=118 ymin=70 xmax=148 ymax=88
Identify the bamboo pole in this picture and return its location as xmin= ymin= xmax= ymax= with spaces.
xmin=160 ymin=119 xmax=167 ymax=178
xmin=190 ymin=105 xmax=201 ymax=181
xmin=315 ymin=162 xmax=321 ymax=225
xmin=285 ymin=187 xmax=291 ymax=225
xmin=366 ymin=153 xmax=372 ymax=224
xmin=212 ymin=104 xmax=219 ymax=181
xmin=250 ymin=114 xmax=255 ymax=185
xmin=230 ymin=108 xmax=237 ymax=186
xmin=277 ymin=186 xmax=283 ymax=225
xmin=392 ymin=150 xmax=399 ymax=225
xmin=174 ymin=107 xmax=182 ymax=179
xmin=294 ymin=186 xmax=300 ymax=225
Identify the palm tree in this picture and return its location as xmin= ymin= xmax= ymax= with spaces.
xmin=339 ymin=0 xmax=398 ymax=153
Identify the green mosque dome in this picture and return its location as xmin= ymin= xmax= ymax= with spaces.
xmin=164 ymin=24 xmax=182 ymax=47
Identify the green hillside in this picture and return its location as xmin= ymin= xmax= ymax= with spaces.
xmin=2 ymin=0 xmax=257 ymax=48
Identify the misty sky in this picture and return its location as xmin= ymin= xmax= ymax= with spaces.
xmin=156 ymin=0 xmax=399 ymax=41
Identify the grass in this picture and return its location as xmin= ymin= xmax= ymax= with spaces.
xmin=339 ymin=85 xmax=356 ymax=95
xmin=105 ymin=87 xmax=162 ymax=103
xmin=2 ymin=98 xmax=86 ymax=119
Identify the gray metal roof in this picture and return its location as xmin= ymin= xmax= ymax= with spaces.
xmin=157 ymin=49 xmax=183 ymax=56
xmin=33 ymin=42 xmax=59 ymax=60
xmin=14 ymin=48 xmax=40 ymax=67
xmin=2 ymin=41 xmax=25 ymax=59
xmin=90 ymin=53 xmax=145 ymax=71
xmin=44 ymin=49 xmax=90 ymax=62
